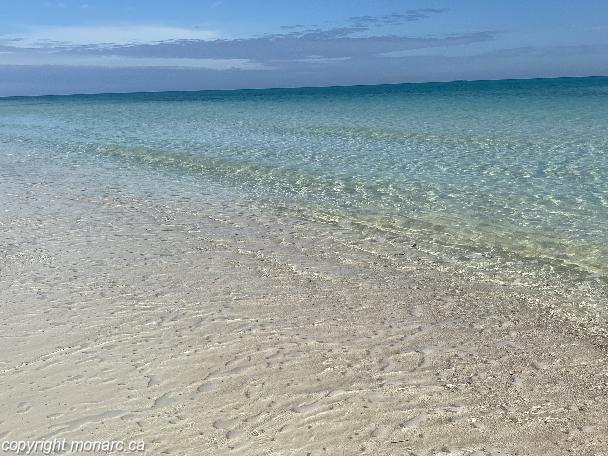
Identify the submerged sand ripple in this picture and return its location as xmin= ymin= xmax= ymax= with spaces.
xmin=1 ymin=182 xmax=608 ymax=455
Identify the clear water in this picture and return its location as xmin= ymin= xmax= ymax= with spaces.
xmin=1 ymin=77 xmax=607 ymax=296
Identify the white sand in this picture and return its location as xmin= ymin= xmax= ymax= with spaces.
xmin=1 ymin=187 xmax=608 ymax=455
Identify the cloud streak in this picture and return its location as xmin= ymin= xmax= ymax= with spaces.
xmin=78 ymin=31 xmax=495 ymax=62
xmin=0 ymin=11 xmax=493 ymax=72
xmin=0 ymin=25 xmax=219 ymax=48
xmin=349 ymin=9 xmax=446 ymax=27
xmin=0 ymin=53 xmax=269 ymax=70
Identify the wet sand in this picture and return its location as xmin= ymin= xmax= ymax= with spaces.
xmin=1 ymin=181 xmax=608 ymax=455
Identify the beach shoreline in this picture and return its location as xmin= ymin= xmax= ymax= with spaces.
xmin=2 ymin=171 xmax=608 ymax=455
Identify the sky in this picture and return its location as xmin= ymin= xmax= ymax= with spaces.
xmin=0 ymin=0 xmax=607 ymax=96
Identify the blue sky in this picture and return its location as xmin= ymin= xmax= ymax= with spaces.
xmin=0 ymin=0 xmax=607 ymax=95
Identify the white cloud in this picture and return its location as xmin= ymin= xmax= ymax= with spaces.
xmin=0 ymin=53 xmax=271 ymax=70
xmin=0 ymin=25 xmax=219 ymax=48
xmin=293 ymin=56 xmax=352 ymax=64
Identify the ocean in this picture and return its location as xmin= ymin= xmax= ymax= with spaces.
xmin=1 ymin=76 xmax=607 ymax=325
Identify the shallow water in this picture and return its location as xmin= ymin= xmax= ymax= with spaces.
xmin=1 ymin=77 xmax=607 ymax=308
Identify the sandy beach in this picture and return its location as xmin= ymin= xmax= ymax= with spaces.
xmin=1 ymin=0 xmax=607 ymax=451
xmin=2 ymin=167 xmax=608 ymax=455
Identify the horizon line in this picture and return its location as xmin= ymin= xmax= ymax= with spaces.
xmin=1 ymin=74 xmax=607 ymax=100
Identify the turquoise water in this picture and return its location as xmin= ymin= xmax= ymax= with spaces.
xmin=1 ymin=77 xmax=607 ymax=293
